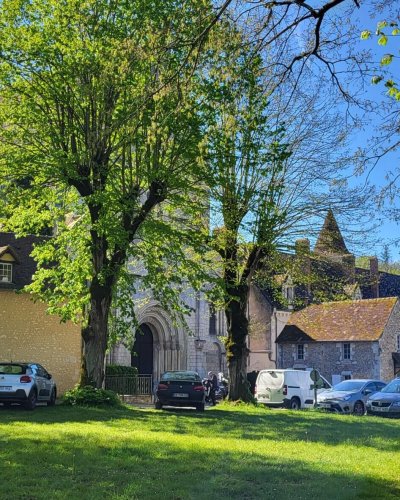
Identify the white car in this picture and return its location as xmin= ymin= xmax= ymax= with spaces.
xmin=0 ymin=362 xmax=57 ymax=410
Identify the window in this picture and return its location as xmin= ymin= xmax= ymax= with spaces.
xmin=297 ymin=344 xmax=304 ymax=360
xmin=343 ymin=343 xmax=351 ymax=360
xmin=397 ymin=334 xmax=400 ymax=352
xmin=282 ymin=277 xmax=295 ymax=307
xmin=0 ymin=263 xmax=12 ymax=282
xmin=209 ymin=304 xmax=216 ymax=336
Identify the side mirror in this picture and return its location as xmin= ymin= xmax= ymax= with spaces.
xmin=363 ymin=389 xmax=372 ymax=395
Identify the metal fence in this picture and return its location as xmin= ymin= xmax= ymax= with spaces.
xmin=105 ymin=375 xmax=153 ymax=396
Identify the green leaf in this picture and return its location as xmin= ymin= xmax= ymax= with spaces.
xmin=378 ymin=34 xmax=388 ymax=46
xmin=360 ymin=30 xmax=371 ymax=40
xmin=380 ymin=54 xmax=394 ymax=66
xmin=392 ymin=28 xmax=400 ymax=36
xmin=377 ymin=21 xmax=388 ymax=30
xmin=371 ymin=75 xmax=383 ymax=85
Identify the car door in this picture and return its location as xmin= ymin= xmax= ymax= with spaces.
xmin=35 ymin=365 xmax=50 ymax=400
xmin=362 ymin=382 xmax=378 ymax=403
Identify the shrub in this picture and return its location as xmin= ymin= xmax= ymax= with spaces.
xmin=105 ymin=365 xmax=138 ymax=376
xmin=105 ymin=365 xmax=139 ymax=395
xmin=62 ymin=385 xmax=122 ymax=407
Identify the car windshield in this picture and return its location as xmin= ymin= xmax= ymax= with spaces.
xmin=332 ymin=380 xmax=365 ymax=392
xmin=161 ymin=371 xmax=201 ymax=382
xmin=0 ymin=363 xmax=26 ymax=374
xmin=381 ymin=379 xmax=400 ymax=393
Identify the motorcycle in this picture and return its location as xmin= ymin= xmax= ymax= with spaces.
xmin=202 ymin=378 xmax=215 ymax=405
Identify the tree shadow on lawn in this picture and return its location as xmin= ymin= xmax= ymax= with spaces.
xmin=0 ymin=428 xmax=399 ymax=500
xmin=1 ymin=404 xmax=400 ymax=453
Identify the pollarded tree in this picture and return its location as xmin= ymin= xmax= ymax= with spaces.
xmin=0 ymin=0 xmax=212 ymax=388
xmin=202 ymin=28 xmax=290 ymax=400
xmin=203 ymin=24 xmax=371 ymax=401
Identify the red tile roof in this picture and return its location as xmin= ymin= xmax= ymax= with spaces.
xmin=285 ymin=297 xmax=397 ymax=341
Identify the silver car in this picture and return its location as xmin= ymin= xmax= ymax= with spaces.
xmin=366 ymin=377 xmax=400 ymax=417
xmin=0 ymin=362 xmax=57 ymax=410
xmin=317 ymin=379 xmax=386 ymax=415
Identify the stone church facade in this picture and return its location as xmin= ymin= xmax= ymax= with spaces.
xmin=107 ymin=292 xmax=227 ymax=383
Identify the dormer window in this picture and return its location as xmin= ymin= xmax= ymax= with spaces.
xmin=282 ymin=276 xmax=295 ymax=308
xmin=0 ymin=262 xmax=12 ymax=282
xmin=0 ymin=244 xmax=19 ymax=283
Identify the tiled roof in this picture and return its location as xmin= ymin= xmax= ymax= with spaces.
xmin=278 ymin=297 xmax=397 ymax=342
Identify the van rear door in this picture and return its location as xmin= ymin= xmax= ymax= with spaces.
xmin=256 ymin=371 xmax=284 ymax=404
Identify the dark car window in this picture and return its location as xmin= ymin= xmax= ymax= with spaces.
xmin=365 ymin=383 xmax=376 ymax=392
xmin=333 ymin=380 xmax=365 ymax=391
xmin=376 ymin=382 xmax=386 ymax=391
xmin=161 ymin=371 xmax=201 ymax=382
xmin=0 ymin=363 xmax=26 ymax=374
xmin=36 ymin=365 xmax=48 ymax=378
xmin=381 ymin=379 xmax=400 ymax=393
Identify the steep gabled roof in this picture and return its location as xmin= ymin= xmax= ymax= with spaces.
xmin=0 ymin=245 xmax=20 ymax=263
xmin=314 ymin=209 xmax=349 ymax=255
xmin=277 ymin=297 xmax=397 ymax=342
xmin=0 ymin=233 xmax=43 ymax=289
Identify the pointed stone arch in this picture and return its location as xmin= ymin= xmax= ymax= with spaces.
xmin=136 ymin=300 xmax=187 ymax=382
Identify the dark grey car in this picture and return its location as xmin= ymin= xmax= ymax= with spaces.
xmin=317 ymin=379 xmax=386 ymax=415
xmin=155 ymin=371 xmax=205 ymax=411
xmin=366 ymin=377 xmax=400 ymax=416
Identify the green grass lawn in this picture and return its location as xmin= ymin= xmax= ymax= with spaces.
xmin=1 ymin=403 xmax=399 ymax=500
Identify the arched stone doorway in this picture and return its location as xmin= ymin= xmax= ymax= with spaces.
xmin=107 ymin=302 xmax=187 ymax=384
xmin=137 ymin=302 xmax=187 ymax=383
xmin=131 ymin=324 xmax=153 ymax=375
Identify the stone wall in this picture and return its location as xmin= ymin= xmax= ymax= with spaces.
xmin=247 ymin=285 xmax=273 ymax=372
xmin=278 ymin=340 xmax=380 ymax=384
xmin=379 ymin=299 xmax=400 ymax=381
xmin=0 ymin=290 xmax=81 ymax=394
xmin=248 ymin=286 xmax=290 ymax=372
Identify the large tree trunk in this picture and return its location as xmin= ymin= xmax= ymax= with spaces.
xmin=225 ymin=284 xmax=251 ymax=401
xmin=79 ymin=277 xmax=113 ymax=388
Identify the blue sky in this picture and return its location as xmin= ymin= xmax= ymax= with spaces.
xmin=332 ymin=1 xmax=400 ymax=261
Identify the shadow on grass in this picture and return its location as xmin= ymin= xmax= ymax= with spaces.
xmin=0 ymin=420 xmax=399 ymax=500
xmin=1 ymin=403 xmax=400 ymax=453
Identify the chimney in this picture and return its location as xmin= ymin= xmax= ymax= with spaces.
xmin=370 ymin=256 xmax=379 ymax=298
xmin=295 ymin=238 xmax=310 ymax=257
xmin=342 ymin=254 xmax=355 ymax=284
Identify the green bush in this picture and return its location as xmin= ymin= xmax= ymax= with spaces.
xmin=62 ymin=385 xmax=122 ymax=407
xmin=105 ymin=365 xmax=138 ymax=376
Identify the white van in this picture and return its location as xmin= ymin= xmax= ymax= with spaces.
xmin=255 ymin=369 xmax=331 ymax=409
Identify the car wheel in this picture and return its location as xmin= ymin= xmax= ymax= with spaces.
xmin=155 ymin=401 xmax=163 ymax=410
xmin=24 ymin=389 xmax=37 ymax=411
xmin=290 ymin=397 xmax=301 ymax=410
xmin=47 ymin=388 xmax=57 ymax=406
xmin=353 ymin=401 xmax=365 ymax=416
xmin=196 ymin=403 xmax=205 ymax=412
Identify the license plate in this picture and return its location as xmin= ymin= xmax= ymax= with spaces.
xmin=372 ymin=406 xmax=388 ymax=412
xmin=319 ymin=403 xmax=331 ymax=409
xmin=173 ymin=393 xmax=189 ymax=398
xmin=0 ymin=386 xmax=12 ymax=392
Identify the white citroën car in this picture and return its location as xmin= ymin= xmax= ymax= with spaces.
xmin=0 ymin=362 xmax=57 ymax=410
